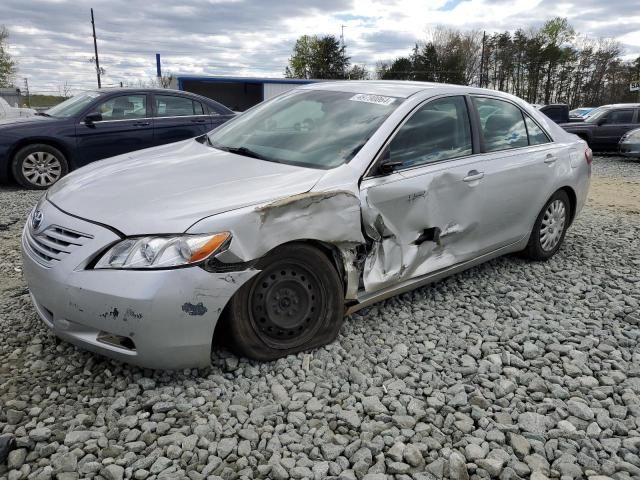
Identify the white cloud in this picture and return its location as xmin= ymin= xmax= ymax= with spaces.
xmin=2 ymin=0 xmax=638 ymax=95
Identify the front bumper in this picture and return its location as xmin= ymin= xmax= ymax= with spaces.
xmin=21 ymin=200 xmax=257 ymax=369
xmin=619 ymin=139 xmax=640 ymax=158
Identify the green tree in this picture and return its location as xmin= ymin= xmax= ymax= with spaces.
xmin=285 ymin=35 xmax=350 ymax=79
xmin=377 ymin=57 xmax=413 ymax=80
xmin=0 ymin=26 xmax=17 ymax=87
xmin=348 ymin=64 xmax=369 ymax=80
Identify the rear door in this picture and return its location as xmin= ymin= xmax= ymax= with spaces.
xmin=470 ymin=96 xmax=559 ymax=249
xmin=75 ymin=93 xmax=154 ymax=165
xmin=152 ymin=94 xmax=212 ymax=146
xmin=592 ymin=108 xmax=636 ymax=149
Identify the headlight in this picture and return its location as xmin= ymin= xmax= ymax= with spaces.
xmin=94 ymin=232 xmax=230 ymax=269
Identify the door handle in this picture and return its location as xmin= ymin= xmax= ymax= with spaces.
xmin=544 ymin=154 xmax=557 ymax=164
xmin=191 ymin=118 xmax=207 ymax=123
xmin=133 ymin=121 xmax=150 ymax=127
xmin=463 ymin=170 xmax=484 ymax=182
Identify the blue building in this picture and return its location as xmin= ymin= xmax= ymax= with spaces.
xmin=172 ymin=75 xmax=318 ymax=111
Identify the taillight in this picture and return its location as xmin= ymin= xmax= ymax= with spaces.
xmin=585 ymin=147 xmax=593 ymax=165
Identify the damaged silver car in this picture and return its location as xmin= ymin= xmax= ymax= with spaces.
xmin=21 ymin=81 xmax=591 ymax=369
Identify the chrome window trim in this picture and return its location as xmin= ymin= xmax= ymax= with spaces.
xmin=79 ymin=114 xmax=213 ymax=125
xmin=80 ymin=117 xmax=152 ymax=125
xmin=153 ymin=114 xmax=212 ymax=120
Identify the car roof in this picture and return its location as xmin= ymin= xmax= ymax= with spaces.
xmin=300 ymin=80 xmax=529 ymax=102
xmin=598 ymin=103 xmax=640 ymax=109
xmin=87 ymin=87 xmax=186 ymax=94
xmin=301 ymin=80 xmax=473 ymax=97
xmin=85 ymin=87 xmax=219 ymax=103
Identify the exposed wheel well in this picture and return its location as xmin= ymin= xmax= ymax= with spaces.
xmin=261 ymin=239 xmax=347 ymax=292
xmin=7 ymin=139 xmax=71 ymax=182
xmin=211 ymin=239 xmax=349 ymax=352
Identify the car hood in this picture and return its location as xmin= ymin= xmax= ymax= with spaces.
xmin=0 ymin=114 xmax=57 ymax=127
xmin=47 ymin=138 xmax=328 ymax=235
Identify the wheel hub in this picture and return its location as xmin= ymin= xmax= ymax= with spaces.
xmin=250 ymin=266 xmax=321 ymax=342
xmin=540 ymin=199 xmax=566 ymax=252
xmin=22 ymin=151 xmax=62 ymax=187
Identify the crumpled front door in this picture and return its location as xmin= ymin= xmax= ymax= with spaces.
xmin=359 ymin=157 xmax=489 ymax=293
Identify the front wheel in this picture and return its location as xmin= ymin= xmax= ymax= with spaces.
xmin=226 ymin=244 xmax=345 ymax=361
xmin=12 ymin=144 xmax=69 ymax=189
xmin=523 ymin=190 xmax=570 ymax=261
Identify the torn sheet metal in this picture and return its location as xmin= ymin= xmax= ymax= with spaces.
xmin=359 ymin=167 xmax=482 ymax=293
xmin=190 ymin=190 xmax=365 ymax=268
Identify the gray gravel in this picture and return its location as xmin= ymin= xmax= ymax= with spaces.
xmin=1 ymin=156 xmax=640 ymax=480
xmin=591 ymin=155 xmax=640 ymax=179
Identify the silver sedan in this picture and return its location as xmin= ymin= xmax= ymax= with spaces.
xmin=21 ymin=81 xmax=591 ymax=369
xmin=619 ymin=128 xmax=640 ymax=158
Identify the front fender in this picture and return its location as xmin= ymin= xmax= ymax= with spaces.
xmin=187 ymin=190 xmax=365 ymax=265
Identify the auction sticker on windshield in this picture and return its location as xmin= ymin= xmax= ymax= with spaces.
xmin=349 ymin=94 xmax=396 ymax=106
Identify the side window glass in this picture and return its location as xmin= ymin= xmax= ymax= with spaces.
xmin=156 ymin=95 xmax=197 ymax=117
xmin=607 ymin=110 xmax=634 ymax=124
xmin=473 ymin=97 xmax=528 ymax=152
xmin=193 ymin=101 xmax=205 ymax=115
xmin=388 ymin=96 xmax=472 ymax=168
xmin=96 ymin=95 xmax=147 ymax=121
xmin=524 ymin=115 xmax=550 ymax=145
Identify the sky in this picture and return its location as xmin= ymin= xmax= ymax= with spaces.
xmin=3 ymin=0 xmax=640 ymax=95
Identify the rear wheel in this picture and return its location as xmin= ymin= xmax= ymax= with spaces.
xmin=12 ymin=144 xmax=69 ymax=189
xmin=227 ymin=244 xmax=344 ymax=361
xmin=523 ymin=190 xmax=570 ymax=261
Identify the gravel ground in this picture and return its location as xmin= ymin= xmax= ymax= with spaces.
xmin=1 ymin=156 xmax=640 ymax=480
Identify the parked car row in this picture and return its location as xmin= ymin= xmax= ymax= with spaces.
xmin=559 ymin=103 xmax=640 ymax=154
xmin=0 ymin=88 xmax=235 ymax=188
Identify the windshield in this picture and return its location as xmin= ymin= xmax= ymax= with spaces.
xmin=584 ymin=106 xmax=609 ymax=122
xmin=46 ymin=92 xmax=102 ymax=118
xmin=207 ymin=89 xmax=401 ymax=169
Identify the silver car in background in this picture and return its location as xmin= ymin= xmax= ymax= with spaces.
xmin=619 ymin=128 xmax=640 ymax=158
xmin=21 ymin=81 xmax=591 ymax=369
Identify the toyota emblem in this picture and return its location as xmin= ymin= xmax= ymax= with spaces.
xmin=32 ymin=209 xmax=44 ymax=231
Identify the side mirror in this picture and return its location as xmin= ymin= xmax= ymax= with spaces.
xmin=597 ymin=117 xmax=607 ymax=126
xmin=84 ymin=113 xmax=102 ymax=124
xmin=378 ymin=151 xmax=402 ymax=175
xmin=378 ymin=158 xmax=402 ymax=175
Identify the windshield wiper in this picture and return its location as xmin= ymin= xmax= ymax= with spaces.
xmin=212 ymin=143 xmax=269 ymax=161
xmin=35 ymin=112 xmax=52 ymax=117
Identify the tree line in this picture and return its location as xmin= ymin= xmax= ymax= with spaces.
xmin=287 ymin=18 xmax=640 ymax=107
xmin=378 ymin=18 xmax=640 ymax=107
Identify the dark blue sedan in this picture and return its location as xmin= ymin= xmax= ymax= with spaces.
xmin=0 ymin=88 xmax=234 ymax=189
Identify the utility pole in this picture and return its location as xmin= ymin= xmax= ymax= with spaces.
xmin=91 ymin=8 xmax=102 ymax=88
xmin=23 ymin=78 xmax=30 ymax=108
xmin=340 ymin=25 xmax=347 ymax=80
xmin=479 ymin=31 xmax=486 ymax=88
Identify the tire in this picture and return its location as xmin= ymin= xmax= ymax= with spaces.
xmin=12 ymin=144 xmax=69 ymax=189
xmin=523 ymin=190 xmax=571 ymax=261
xmin=227 ymin=244 xmax=345 ymax=361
